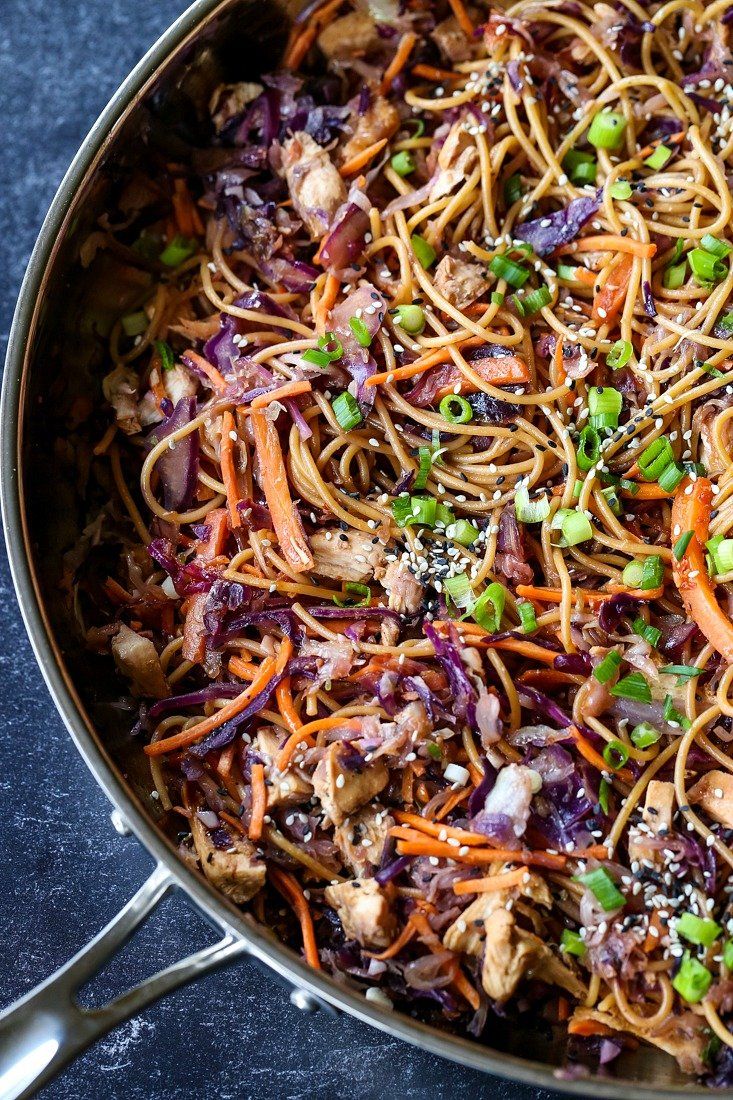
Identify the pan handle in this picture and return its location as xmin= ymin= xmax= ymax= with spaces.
xmin=0 ymin=861 xmax=249 ymax=1100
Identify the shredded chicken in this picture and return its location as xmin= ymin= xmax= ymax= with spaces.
xmin=340 ymin=95 xmax=400 ymax=165
xmin=254 ymin=728 xmax=313 ymax=808
xmin=429 ymin=123 xmax=479 ymax=202
xmin=111 ymin=624 xmax=169 ymax=698
xmin=628 ymin=780 xmax=675 ymax=864
xmin=688 ymin=770 xmax=733 ymax=829
xmin=444 ymin=872 xmax=551 ymax=956
xmin=103 ymin=365 xmax=141 ymax=435
xmin=310 ymin=528 xmax=387 ymax=583
xmin=481 ymin=908 xmax=585 ymax=1001
xmin=430 ymin=14 xmax=483 ymax=63
xmin=210 ymin=81 xmax=263 ymax=133
xmin=382 ymin=560 xmax=423 ymax=615
xmin=312 ymin=742 xmax=389 ymax=825
xmin=569 ymin=1006 xmax=707 ymax=1077
xmin=433 ymin=254 xmax=488 ymax=309
xmin=333 ymin=805 xmax=393 ymax=875
xmin=281 ymin=131 xmax=346 ymax=239
xmin=190 ymin=814 xmax=266 ymax=903
xmin=318 ymin=12 xmax=382 ymax=60
xmin=481 ymin=763 xmax=539 ymax=839
xmin=324 ymin=878 xmax=396 ymax=948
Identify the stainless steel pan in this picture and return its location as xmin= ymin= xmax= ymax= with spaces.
xmin=0 ymin=2 xmax=710 ymax=1096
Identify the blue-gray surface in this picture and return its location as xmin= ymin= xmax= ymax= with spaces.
xmin=0 ymin=2 xmax=555 ymax=1097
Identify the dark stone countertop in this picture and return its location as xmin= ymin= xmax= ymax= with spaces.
xmin=0 ymin=2 xmax=555 ymax=1096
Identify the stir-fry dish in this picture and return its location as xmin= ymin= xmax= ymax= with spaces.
xmin=76 ymin=0 xmax=733 ymax=1083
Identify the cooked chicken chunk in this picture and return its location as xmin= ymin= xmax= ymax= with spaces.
xmin=628 ymin=780 xmax=675 ymax=864
xmin=317 ymin=12 xmax=382 ymax=60
xmin=482 ymin=908 xmax=585 ymax=1002
xmin=333 ymin=805 xmax=393 ymax=875
xmin=324 ymin=878 xmax=396 ymax=948
xmin=163 ymin=364 xmax=198 ymax=405
xmin=190 ymin=814 xmax=266 ymax=904
xmin=431 ymin=14 xmax=482 ymax=63
xmin=210 ymin=81 xmax=263 ymax=133
xmin=433 ymin=255 xmax=487 ymax=309
xmin=281 ymin=132 xmax=346 ymax=240
xmin=111 ymin=624 xmax=169 ymax=698
xmin=429 ymin=124 xmax=478 ymax=202
xmin=569 ymin=1006 xmax=706 ymax=1077
xmin=688 ymin=770 xmax=733 ymax=829
xmin=443 ymin=872 xmax=551 ymax=956
xmin=312 ymin=742 xmax=389 ymax=825
xmin=382 ymin=560 xmax=423 ymax=615
xmin=482 ymin=763 xmax=539 ymax=839
xmin=103 ymin=365 xmax=141 ymax=435
xmin=310 ymin=528 xmax=387 ymax=584
xmin=340 ymin=96 xmax=400 ymax=165
xmin=254 ymin=728 xmax=313 ymax=808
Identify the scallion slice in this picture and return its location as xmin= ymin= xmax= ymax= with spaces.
xmin=472 ymin=581 xmax=506 ymax=632
xmin=701 ymin=234 xmax=733 ymax=258
xmin=673 ymin=531 xmax=694 ymax=560
xmin=610 ymin=671 xmax=652 ymax=703
xmin=563 ymin=148 xmax=597 ymax=185
xmin=448 ymin=519 xmax=480 ymax=547
xmin=160 ymin=235 xmax=197 ymax=267
xmin=640 ymin=554 xmax=664 ymax=589
xmin=588 ymin=386 xmax=622 ymax=430
xmin=689 ymin=247 xmax=727 ymax=286
xmin=588 ymin=110 xmax=627 ymax=150
xmin=660 ymin=663 xmax=703 ymax=682
xmin=411 ymin=234 xmax=437 ymax=269
xmin=331 ymin=391 xmax=362 ymax=431
xmin=645 ymin=144 xmax=673 ymax=170
xmin=677 ymin=913 xmax=721 ymax=947
xmin=561 ymin=929 xmax=586 ymax=957
xmin=489 ymin=254 xmax=530 ymax=288
xmin=413 ymin=447 xmax=432 ymax=492
xmin=513 ymin=285 xmax=551 ymax=317
xmin=515 ymin=485 xmax=550 ymax=523
xmin=658 ymin=461 xmax=685 ymax=493
xmin=606 ymin=339 xmax=632 ymax=370
xmin=439 ymin=394 xmax=473 ymax=424
xmin=575 ymin=867 xmax=625 ymax=910
xmin=444 ymin=572 xmax=474 ymax=610
xmin=349 ymin=316 xmax=372 ymax=348
xmin=638 ymin=436 xmax=674 ymax=481
xmin=394 ymin=304 xmax=425 ymax=334
xmin=517 ymin=600 xmax=537 ymax=634
xmin=302 ymin=348 xmax=332 ymax=368
xmin=121 ymin=311 xmax=149 ymax=337
xmin=672 ymin=954 xmax=712 ymax=1003
xmin=633 ymin=617 xmax=661 ymax=647
xmin=390 ymin=151 xmax=416 ymax=177
xmin=663 ymin=261 xmax=687 ymax=289
xmin=594 ymin=650 xmax=621 ymax=684
xmin=318 ymin=332 xmax=343 ymax=360
xmin=630 ymin=722 xmax=660 ymax=748
xmin=609 ymin=179 xmax=632 ymax=200
xmin=504 ymin=172 xmax=523 ymax=205
xmin=561 ymin=509 xmax=593 ymax=546
xmin=603 ymin=740 xmax=630 ymax=769
xmin=154 ymin=340 xmax=174 ymax=371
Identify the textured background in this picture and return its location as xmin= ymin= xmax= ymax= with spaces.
xmin=0 ymin=2 xmax=551 ymax=1096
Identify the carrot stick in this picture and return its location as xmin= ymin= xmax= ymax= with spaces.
xmin=269 ymin=866 xmax=321 ymax=970
xmin=275 ymin=677 xmax=302 ymax=734
xmin=251 ymin=409 xmax=314 ymax=574
xmin=591 ymin=254 xmax=633 ymax=325
xmin=339 ymin=138 xmax=389 ymax=178
xmin=558 ymin=235 xmax=657 ymax=260
xmin=392 ymin=814 xmax=491 ymax=846
xmin=183 ymin=349 xmax=227 ymax=392
xmin=672 ymin=477 xmax=733 ymax=661
xmin=379 ymin=32 xmax=417 ymax=96
xmin=434 ymin=786 xmax=471 ymax=821
xmin=447 ymin=0 xmax=475 ymax=35
xmin=227 ymin=655 xmax=257 ymax=681
xmin=248 ymin=763 xmax=267 ymax=841
xmin=365 ymin=345 xmax=528 ymax=389
xmin=569 ymin=265 xmax=599 ymax=287
xmin=394 ymin=838 xmax=568 ymax=871
xmin=316 ymin=272 xmax=340 ymax=332
xmin=220 ymin=411 xmax=242 ymax=530
xmin=567 ymin=1018 xmax=614 ymax=1038
xmin=452 ymin=868 xmax=528 ymax=895
xmin=621 ymin=482 xmax=673 ymax=500
xmin=172 ymin=178 xmax=204 ymax=237
xmin=197 ymin=506 xmax=230 ymax=559
xmin=410 ymin=912 xmax=480 ymax=1010
xmin=251 ymin=379 xmax=312 ymax=409
xmin=365 ymin=915 xmax=418 ymax=960
xmin=411 ymin=63 xmax=463 ymax=83
xmin=276 ymin=714 xmax=362 ymax=771
xmin=568 ymin=725 xmax=633 ymax=783
xmin=283 ymin=25 xmax=318 ymax=70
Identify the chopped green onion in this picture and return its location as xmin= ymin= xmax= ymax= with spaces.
xmin=426 ymin=741 xmax=442 ymax=760
xmin=504 ymin=172 xmax=523 ymax=205
xmin=588 ymin=386 xmax=623 ymax=430
xmin=701 ymin=234 xmax=733 ymax=258
xmin=708 ymin=537 xmax=733 ymax=574
xmin=154 ymin=340 xmax=174 ymax=371
xmin=601 ymin=485 xmax=623 ymax=516
xmin=435 ymin=502 xmax=456 ymax=529
xmin=439 ymin=394 xmax=473 ymax=424
xmin=561 ymin=509 xmax=593 ymax=546
xmin=697 ymin=360 xmax=724 ymax=378
xmin=610 ymin=672 xmax=652 ymax=703
xmin=633 ymin=617 xmax=662 ymax=647
xmin=640 ymin=554 xmax=664 ymax=589
xmin=663 ymin=261 xmax=687 ymax=290
xmin=676 ymin=912 xmax=721 ymax=947
xmin=517 ymin=600 xmax=537 ymax=634
xmin=689 ymin=247 xmax=727 ymax=286
xmin=660 ymin=663 xmax=703 ymax=682
xmin=334 ymin=582 xmax=371 ymax=607
xmin=413 ymin=447 xmax=432 ymax=492
xmin=718 ymin=311 xmax=733 ymax=332
xmin=513 ymin=285 xmax=551 ymax=317
xmin=588 ymin=110 xmax=627 ymax=150
xmin=489 ymin=254 xmax=530 ymax=288
xmin=622 ymin=559 xmax=644 ymax=588
xmin=672 ymin=954 xmax=712 ymax=1003
xmin=598 ymin=777 xmax=611 ymax=814
xmin=561 ymin=929 xmax=586 ymax=957
xmin=658 ymin=461 xmax=686 ymax=493
xmin=318 ymin=332 xmax=343 ymax=360
xmin=405 ymin=118 xmax=426 ymax=139
xmin=515 ymin=485 xmax=551 ymax=523
xmin=491 ymin=291 xmax=505 ymax=305
xmin=448 ymin=519 xmax=480 ymax=547
xmin=576 ymin=867 xmax=625 ymax=910
xmin=444 ymin=572 xmax=474 ymax=610
xmin=391 ymin=495 xmax=413 ymax=527
xmin=603 ymin=740 xmax=630 ymax=770
xmin=390 ymin=151 xmax=416 ymax=177
xmin=302 ymin=348 xmax=332 ymax=368
xmin=638 ymin=436 xmax=675 ymax=481
xmin=410 ymin=495 xmax=437 ymax=526
xmin=349 ymin=316 xmax=372 ymax=348
xmin=394 ymin=304 xmax=425 ymax=334
xmin=645 ymin=144 xmax=673 ymax=171
xmin=724 ymin=941 xmax=733 ymax=970
xmin=607 ymin=339 xmax=633 ymax=370
xmin=160 ymin=235 xmax=198 ymax=267
xmin=630 ymin=722 xmax=660 ymax=749
xmin=663 ymin=694 xmax=690 ymax=728
xmin=563 ymin=148 xmax=598 ymax=185
xmin=594 ymin=650 xmax=622 ymax=684
xmin=556 ymin=262 xmax=579 ymax=281
xmin=331 ymin=391 xmax=362 ymax=431
xmin=609 ymin=179 xmax=632 ymax=200
xmin=673 ymin=531 xmax=694 ymax=561
xmin=121 ymin=311 xmax=149 ymax=337
xmin=472 ymin=581 xmax=506 ymax=633
xmin=411 ymin=234 xmax=437 ymax=269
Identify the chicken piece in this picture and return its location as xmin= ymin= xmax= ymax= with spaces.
xmin=481 ymin=763 xmax=539 ymax=840
xmin=333 ymin=805 xmax=394 ymax=875
xmin=318 ymin=12 xmax=382 ymax=60
xmin=210 ymin=81 xmax=263 ymax=133
xmin=324 ymin=878 xmax=396 ymax=948
xmin=102 ymin=365 xmax=141 ymax=435
xmin=382 ymin=560 xmax=423 ymax=615
xmin=569 ymin=1006 xmax=706 ymax=1077
xmin=429 ymin=124 xmax=478 ymax=202
xmin=254 ymin=728 xmax=313 ymax=808
xmin=310 ymin=528 xmax=387 ymax=584
xmin=111 ymin=624 xmax=169 ymax=698
xmin=190 ymin=814 xmax=266 ymax=904
xmin=628 ymin=780 xmax=675 ymax=864
xmin=395 ymin=700 xmax=431 ymax=742
xmin=443 ymin=872 xmax=551 ymax=956
xmin=433 ymin=255 xmax=488 ymax=309
xmin=481 ymin=908 xmax=585 ymax=1002
xmin=163 ymin=364 xmax=198 ymax=406
xmin=281 ymin=132 xmax=346 ymax=240
xmin=688 ymin=770 xmax=733 ymax=829
xmin=340 ymin=96 xmax=400 ymax=165
xmin=430 ymin=14 xmax=482 ymax=63
xmin=312 ymin=742 xmax=389 ymax=825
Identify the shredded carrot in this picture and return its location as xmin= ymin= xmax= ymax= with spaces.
xmin=197 ymin=506 xmax=230 ymax=560
xmin=316 ymin=272 xmax=340 ymax=332
xmin=591 ymin=253 xmax=634 ymax=326
xmin=433 ymin=786 xmax=471 ymax=820
xmin=636 ymin=129 xmax=685 ymax=161
xmin=227 ymin=655 xmax=257 ymax=680
xmin=379 ymin=32 xmax=417 ymax=96
xmin=410 ymin=912 xmax=480 ymax=1010
xmin=452 ymin=868 xmax=528 ymax=895
xmin=568 ymin=725 xmax=633 ymax=784
xmin=251 ymin=409 xmax=314 ymax=574
xmin=269 ymin=866 xmax=321 ymax=970
xmin=621 ymin=482 xmax=672 ymax=500
xmin=567 ymin=1017 xmax=614 ymax=1038
xmin=392 ymin=813 xmax=489 ymax=846
xmin=447 ymin=0 xmax=475 ymax=35
xmin=672 ymin=476 xmax=733 ymax=662
xmin=339 ymin=138 xmax=389 ymax=178
xmin=557 ymin=996 xmax=570 ymax=1022
xmin=569 ymin=265 xmax=599 ymax=287
xmin=366 ymin=915 xmax=419 ymax=960
xmin=275 ymin=714 xmax=362 ymax=771
xmin=283 ymin=25 xmax=318 ymax=70
xmin=365 ymin=342 xmax=528 ymax=390
xmin=558 ymin=235 xmax=657 ymax=260
xmin=394 ymin=837 xmax=568 ymax=871
xmin=251 ymin=379 xmax=312 ymax=409
xmin=219 ymin=809 xmax=246 ymax=835
xmin=411 ymin=63 xmax=463 ymax=82
xmin=643 ymin=908 xmax=664 ymax=952
xmin=275 ymin=677 xmax=302 ymax=734
xmin=172 ymin=178 xmax=204 ymax=237
xmin=183 ymin=348 xmax=227 ymax=392
xmin=220 ymin=411 xmax=242 ymax=530
xmin=217 ymin=742 xmax=238 ymax=778
xmin=514 ymin=583 xmax=659 ymax=607
xmin=248 ymin=763 xmax=267 ymax=841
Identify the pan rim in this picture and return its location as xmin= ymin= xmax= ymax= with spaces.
xmin=0 ymin=2 xmax=708 ymax=1095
